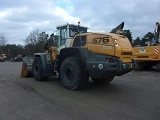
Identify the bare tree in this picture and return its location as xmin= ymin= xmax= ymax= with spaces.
xmin=24 ymin=30 xmax=49 ymax=56
xmin=0 ymin=34 xmax=7 ymax=46
xmin=24 ymin=29 xmax=39 ymax=45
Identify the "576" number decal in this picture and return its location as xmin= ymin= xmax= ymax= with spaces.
xmin=92 ymin=37 xmax=109 ymax=44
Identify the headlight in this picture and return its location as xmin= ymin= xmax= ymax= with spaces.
xmin=115 ymin=43 xmax=119 ymax=47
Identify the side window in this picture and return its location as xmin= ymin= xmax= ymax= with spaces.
xmin=73 ymin=36 xmax=86 ymax=47
xmin=60 ymin=28 xmax=67 ymax=46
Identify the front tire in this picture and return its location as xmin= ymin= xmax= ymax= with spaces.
xmin=32 ymin=57 xmax=48 ymax=81
xmin=60 ymin=57 xmax=89 ymax=90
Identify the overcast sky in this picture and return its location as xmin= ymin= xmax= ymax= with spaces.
xmin=0 ymin=0 xmax=160 ymax=45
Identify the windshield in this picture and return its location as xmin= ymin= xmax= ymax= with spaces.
xmin=69 ymin=26 xmax=87 ymax=37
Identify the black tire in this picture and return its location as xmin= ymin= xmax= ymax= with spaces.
xmin=156 ymin=63 xmax=160 ymax=72
xmin=134 ymin=63 xmax=143 ymax=71
xmin=32 ymin=57 xmax=49 ymax=81
xmin=60 ymin=57 xmax=89 ymax=90
xmin=92 ymin=76 xmax=115 ymax=84
xmin=143 ymin=66 xmax=153 ymax=70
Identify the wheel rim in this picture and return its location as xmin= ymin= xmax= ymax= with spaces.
xmin=34 ymin=64 xmax=39 ymax=75
xmin=65 ymin=68 xmax=74 ymax=82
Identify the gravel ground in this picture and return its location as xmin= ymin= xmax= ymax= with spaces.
xmin=0 ymin=61 xmax=160 ymax=120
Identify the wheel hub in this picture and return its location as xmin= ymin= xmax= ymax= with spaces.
xmin=34 ymin=64 xmax=39 ymax=74
xmin=65 ymin=68 xmax=74 ymax=82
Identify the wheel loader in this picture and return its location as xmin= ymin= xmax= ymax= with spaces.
xmin=0 ymin=54 xmax=7 ymax=62
xmin=21 ymin=22 xmax=134 ymax=90
xmin=11 ymin=55 xmax=23 ymax=62
xmin=132 ymin=22 xmax=160 ymax=71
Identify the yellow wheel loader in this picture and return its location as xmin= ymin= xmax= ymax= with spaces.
xmin=11 ymin=55 xmax=23 ymax=62
xmin=0 ymin=54 xmax=7 ymax=62
xmin=21 ymin=22 xmax=134 ymax=90
xmin=132 ymin=22 xmax=160 ymax=71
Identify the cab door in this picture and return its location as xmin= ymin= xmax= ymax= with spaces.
xmin=57 ymin=26 xmax=67 ymax=52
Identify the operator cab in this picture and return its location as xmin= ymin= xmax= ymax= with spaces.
xmin=56 ymin=23 xmax=88 ymax=52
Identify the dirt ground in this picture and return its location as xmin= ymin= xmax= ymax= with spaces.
xmin=0 ymin=61 xmax=160 ymax=120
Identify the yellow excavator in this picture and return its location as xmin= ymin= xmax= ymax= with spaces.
xmin=132 ymin=22 xmax=160 ymax=71
xmin=21 ymin=22 xmax=134 ymax=90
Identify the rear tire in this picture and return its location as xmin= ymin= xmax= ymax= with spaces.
xmin=134 ymin=63 xmax=143 ymax=71
xmin=32 ymin=57 xmax=48 ymax=81
xmin=156 ymin=63 xmax=160 ymax=72
xmin=60 ymin=57 xmax=89 ymax=90
xmin=92 ymin=76 xmax=114 ymax=84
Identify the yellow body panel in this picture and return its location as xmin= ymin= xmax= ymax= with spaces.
xmin=45 ymin=46 xmax=58 ymax=61
xmin=133 ymin=46 xmax=160 ymax=61
xmin=71 ymin=33 xmax=133 ymax=63
xmin=51 ymin=46 xmax=58 ymax=61
xmin=87 ymin=33 xmax=115 ymax=56
xmin=109 ymin=33 xmax=133 ymax=63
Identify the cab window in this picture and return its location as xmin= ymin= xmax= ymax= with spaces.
xmin=60 ymin=27 xmax=67 ymax=46
xmin=69 ymin=26 xmax=87 ymax=37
